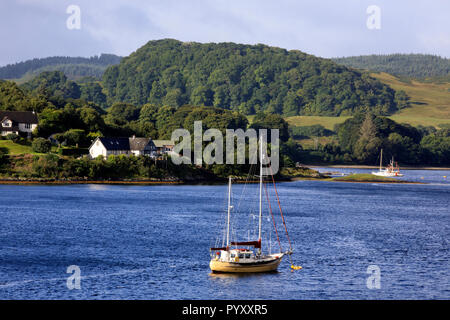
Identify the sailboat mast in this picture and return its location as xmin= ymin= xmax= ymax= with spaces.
xmin=380 ymin=149 xmax=383 ymax=170
xmin=226 ymin=177 xmax=231 ymax=249
xmin=258 ymin=136 xmax=263 ymax=252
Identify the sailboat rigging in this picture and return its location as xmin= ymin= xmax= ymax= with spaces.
xmin=372 ymin=149 xmax=404 ymax=177
xmin=209 ymin=136 xmax=296 ymax=273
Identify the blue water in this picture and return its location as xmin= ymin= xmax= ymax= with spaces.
xmin=0 ymin=170 xmax=449 ymax=299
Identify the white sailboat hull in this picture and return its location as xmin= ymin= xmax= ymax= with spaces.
xmin=371 ymin=170 xmax=404 ymax=177
xmin=372 ymin=149 xmax=404 ymax=177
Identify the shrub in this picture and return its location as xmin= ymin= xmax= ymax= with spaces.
xmin=5 ymin=133 xmax=20 ymax=142
xmin=32 ymin=137 xmax=52 ymax=153
xmin=62 ymin=129 xmax=88 ymax=147
xmin=57 ymin=147 xmax=89 ymax=156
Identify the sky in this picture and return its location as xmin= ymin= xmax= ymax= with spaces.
xmin=0 ymin=0 xmax=449 ymax=66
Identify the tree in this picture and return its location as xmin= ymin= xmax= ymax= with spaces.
xmin=106 ymin=102 xmax=140 ymax=121
xmin=32 ymin=138 xmax=52 ymax=153
xmin=163 ymin=88 xmax=183 ymax=107
xmin=148 ymin=81 xmax=165 ymax=104
xmin=353 ymin=114 xmax=381 ymax=162
xmin=139 ymin=104 xmax=159 ymax=121
xmin=80 ymin=82 xmax=107 ymax=107
xmin=359 ymin=113 xmax=377 ymax=141
xmin=101 ymin=39 xmax=399 ymax=116
xmin=62 ymin=129 xmax=88 ymax=147
xmin=190 ymin=86 xmax=213 ymax=106
xmin=250 ymin=113 xmax=290 ymax=142
xmin=79 ymin=107 xmax=104 ymax=132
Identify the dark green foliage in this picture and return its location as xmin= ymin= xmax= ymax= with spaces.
xmin=32 ymin=154 xmax=60 ymax=177
xmin=158 ymin=105 xmax=248 ymax=139
xmin=31 ymin=137 xmax=51 ymax=153
xmin=106 ymin=102 xmax=140 ymax=121
xmin=0 ymin=54 xmax=122 ymax=80
xmin=102 ymin=39 xmax=399 ymax=116
xmin=333 ymin=54 xmax=450 ymax=80
xmin=5 ymin=133 xmax=20 ymax=142
xmin=61 ymin=129 xmax=89 ymax=147
xmin=335 ymin=113 xmax=422 ymax=163
xmin=250 ymin=113 xmax=289 ymax=142
xmin=80 ymin=82 xmax=107 ymax=107
xmin=290 ymin=124 xmax=334 ymax=139
xmin=21 ymin=71 xmax=81 ymax=100
xmin=36 ymin=103 xmax=106 ymax=138
xmin=298 ymin=114 xmax=450 ymax=166
xmin=394 ymin=90 xmax=409 ymax=109
xmin=420 ymin=130 xmax=450 ymax=165
xmin=0 ymin=80 xmax=53 ymax=112
xmin=57 ymin=147 xmax=89 ymax=157
xmin=14 ymin=153 xmax=219 ymax=181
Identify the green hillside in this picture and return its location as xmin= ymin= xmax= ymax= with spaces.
xmin=332 ymin=54 xmax=450 ymax=81
xmin=286 ymin=72 xmax=450 ymax=131
xmin=0 ymin=54 xmax=122 ymax=81
xmin=102 ymin=39 xmax=400 ymax=116
xmin=371 ymin=72 xmax=450 ymax=128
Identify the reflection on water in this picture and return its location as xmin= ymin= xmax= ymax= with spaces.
xmin=0 ymin=171 xmax=448 ymax=299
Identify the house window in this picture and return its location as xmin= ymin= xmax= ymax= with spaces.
xmin=25 ymin=123 xmax=31 ymax=129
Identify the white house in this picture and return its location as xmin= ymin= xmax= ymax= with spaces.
xmin=89 ymin=136 xmax=157 ymax=159
xmin=0 ymin=111 xmax=38 ymax=137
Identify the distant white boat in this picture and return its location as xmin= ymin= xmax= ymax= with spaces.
xmin=372 ymin=149 xmax=404 ymax=177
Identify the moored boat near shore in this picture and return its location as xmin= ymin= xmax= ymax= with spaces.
xmin=372 ymin=149 xmax=404 ymax=177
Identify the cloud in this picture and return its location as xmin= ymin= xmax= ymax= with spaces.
xmin=0 ymin=0 xmax=448 ymax=66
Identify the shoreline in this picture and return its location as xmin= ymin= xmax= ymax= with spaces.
xmin=0 ymin=179 xmax=184 ymax=185
xmin=308 ymin=165 xmax=450 ymax=170
xmin=0 ymin=176 xmax=425 ymax=185
xmin=0 ymin=178 xmax=286 ymax=186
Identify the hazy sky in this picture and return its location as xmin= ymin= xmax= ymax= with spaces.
xmin=1 ymin=0 xmax=449 ymax=66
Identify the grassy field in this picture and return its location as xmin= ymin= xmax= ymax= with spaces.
xmin=330 ymin=173 xmax=411 ymax=183
xmin=372 ymin=72 xmax=450 ymax=128
xmin=0 ymin=140 xmax=35 ymax=155
xmin=294 ymin=136 xmax=337 ymax=149
xmin=0 ymin=140 xmax=59 ymax=155
xmin=285 ymin=73 xmax=450 ymax=130
xmin=285 ymin=116 xmax=350 ymax=130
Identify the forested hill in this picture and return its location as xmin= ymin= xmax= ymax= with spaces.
xmin=332 ymin=54 xmax=450 ymax=80
xmin=102 ymin=39 xmax=400 ymax=117
xmin=0 ymin=54 xmax=122 ymax=81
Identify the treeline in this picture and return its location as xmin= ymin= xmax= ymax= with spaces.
xmin=297 ymin=114 xmax=450 ymax=166
xmin=0 ymin=153 xmax=219 ymax=182
xmin=18 ymin=64 xmax=108 ymax=82
xmin=102 ymin=39 xmax=399 ymax=116
xmin=332 ymin=54 xmax=450 ymax=80
xmin=10 ymin=71 xmax=108 ymax=108
xmin=0 ymin=54 xmax=122 ymax=80
xmin=0 ymin=77 xmax=298 ymax=171
xmin=2 ymin=73 xmax=448 ymax=168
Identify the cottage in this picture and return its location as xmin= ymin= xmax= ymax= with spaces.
xmin=89 ymin=136 xmax=157 ymax=159
xmin=153 ymin=140 xmax=175 ymax=155
xmin=0 ymin=111 xmax=38 ymax=138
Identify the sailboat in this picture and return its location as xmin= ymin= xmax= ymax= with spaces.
xmin=371 ymin=149 xmax=404 ymax=177
xmin=209 ymin=137 xmax=293 ymax=273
